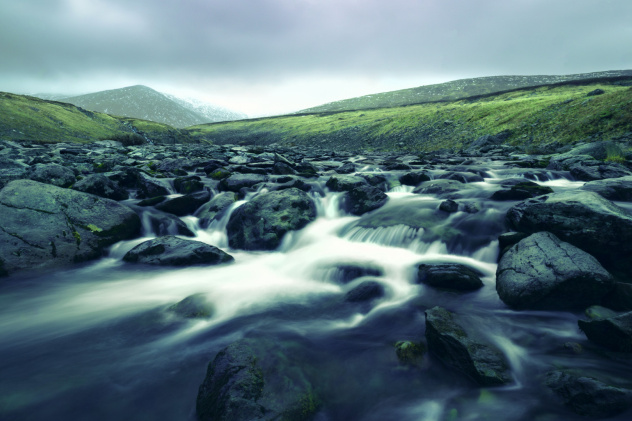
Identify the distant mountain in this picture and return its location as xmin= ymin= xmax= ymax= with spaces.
xmin=56 ymin=85 xmax=245 ymax=128
xmin=299 ymin=70 xmax=632 ymax=113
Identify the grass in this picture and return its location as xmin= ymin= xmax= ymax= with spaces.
xmin=188 ymin=83 xmax=632 ymax=152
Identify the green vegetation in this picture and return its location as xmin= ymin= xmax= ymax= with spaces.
xmin=188 ymin=83 xmax=632 ymax=152
xmin=604 ymin=143 xmax=628 ymax=164
xmin=0 ymin=92 xmax=193 ymax=144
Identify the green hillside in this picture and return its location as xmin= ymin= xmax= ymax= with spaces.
xmin=0 ymin=92 xmax=192 ymax=144
xmin=189 ymin=82 xmax=632 ymax=152
xmin=299 ymin=70 xmax=632 ymax=113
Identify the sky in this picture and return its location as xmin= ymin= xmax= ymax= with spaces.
xmin=1 ymin=0 xmax=631 ymax=117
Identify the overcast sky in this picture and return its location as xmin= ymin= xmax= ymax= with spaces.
xmin=1 ymin=0 xmax=631 ymax=116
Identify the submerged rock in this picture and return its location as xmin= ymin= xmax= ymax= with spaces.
xmin=226 ymin=188 xmax=317 ymax=250
xmin=344 ymin=280 xmax=385 ymax=302
xmin=329 ymin=264 xmax=383 ymax=283
xmin=546 ymin=370 xmax=632 ymax=417
xmin=0 ymin=179 xmax=140 ymax=276
xmin=168 ymin=293 xmax=213 ymax=318
xmin=123 ymin=236 xmax=233 ymax=266
xmin=424 ymin=306 xmax=511 ymax=386
xmin=496 ymin=232 xmax=614 ymax=310
xmin=578 ymin=311 xmax=632 ymax=352
xmin=196 ymin=338 xmax=319 ymax=421
xmin=417 ymin=263 xmax=484 ymax=291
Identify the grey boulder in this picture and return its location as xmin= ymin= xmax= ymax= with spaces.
xmin=123 ymin=236 xmax=233 ymax=266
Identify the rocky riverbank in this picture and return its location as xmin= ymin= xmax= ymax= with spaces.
xmin=1 ymin=137 xmax=632 ymax=420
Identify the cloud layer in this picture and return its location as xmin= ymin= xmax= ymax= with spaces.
xmin=2 ymin=0 xmax=631 ymax=115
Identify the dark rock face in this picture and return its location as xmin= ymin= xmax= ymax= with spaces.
xmin=123 ymin=236 xmax=233 ymax=266
xmin=137 ymin=174 xmax=170 ymax=199
xmin=439 ymin=199 xmax=458 ymax=213
xmin=325 ymin=175 xmax=367 ymax=192
xmin=28 ymin=163 xmax=76 ymax=187
xmin=424 ymin=306 xmax=511 ymax=386
xmin=330 ymin=264 xmax=383 ymax=283
xmin=168 ymin=293 xmax=213 ymax=318
xmin=546 ymin=370 xmax=632 ymax=417
xmin=345 ymin=280 xmax=385 ymax=302
xmin=345 ymin=185 xmax=388 ymax=215
xmin=72 ymin=174 xmax=129 ymax=200
xmin=155 ymin=190 xmax=211 ymax=216
xmin=141 ymin=210 xmax=195 ymax=236
xmin=437 ymin=171 xmax=484 ymax=183
xmin=399 ymin=171 xmax=431 ymax=186
xmin=335 ymin=162 xmax=356 ymax=174
xmin=413 ymin=179 xmax=470 ymax=197
xmin=506 ymin=191 xmax=632 ymax=276
xmin=218 ymin=174 xmax=268 ymax=192
xmin=0 ymin=180 xmax=140 ymax=276
xmin=578 ymin=311 xmax=632 ymax=352
xmin=496 ymin=232 xmax=614 ymax=310
xmin=195 ymin=192 xmax=237 ymax=228
xmin=173 ymin=176 xmax=204 ymax=194
xmin=570 ymin=163 xmax=632 ymax=181
xmin=417 ymin=263 xmax=484 ymax=291
xmin=226 ymin=188 xmax=317 ymax=250
xmin=196 ymin=339 xmax=319 ymax=421
xmin=580 ymin=176 xmax=632 ymax=201
xmin=490 ymin=181 xmax=553 ymax=201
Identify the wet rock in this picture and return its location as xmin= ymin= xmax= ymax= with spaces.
xmin=155 ymin=190 xmax=211 ymax=216
xmin=330 ymin=264 xmax=383 ymax=283
xmin=424 ymin=306 xmax=511 ymax=386
xmin=325 ymin=175 xmax=367 ymax=192
xmin=497 ymin=232 xmax=530 ymax=259
xmin=123 ymin=236 xmax=233 ymax=266
xmin=345 ymin=280 xmax=385 ymax=302
xmin=195 ymin=192 xmax=237 ymax=228
xmin=399 ymin=171 xmax=431 ymax=186
xmin=580 ymin=176 xmax=632 ymax=201
xmin=439 ymin=199 xmax=458 ymax=213
xmin=345 ymin=184 xmax=388 ymax=215
xmin=141 ymin=209 xmax=195 ymax=236
xmin=578 ymin=311 xmax=632 ymax=352
xmin=335 ymin=162 xmax=356 ymax=174
xmin=570 ymin=163 xmax=632 ymax=181
xmin=137 ymin=174 xmax=171 ymax=199
xmin=226 ymin=188 xmax=317 ymax=250
xmin=272 ymin=161 xmax=296 ymax=175
xmin=496 ymin=232 xmax=614 ymax=311
xmin=72 ymin=174 xmax=129 ymax=200
xmin=207 ymin=167 xmax=232 ymax=180
xmin=0 ymin=179 xmax=140 ymax=276
xmin=218 ymin=174 xmax=268 ymax=192
xmin=437 ymin=171 xmax=484 ymax=183
xmin=417 ymin=263 xmax=484 ymax=291
xmin=197 ymin=338 xmax=319 ymax=421
xmin=137 ymin=196 xmax=166 ymax=207
xmin=27 ymin=163 xmax=76 ymax=187
xmin=395 ymin=341 xmax=426 ymax=366
xmin=546 ymin=370 xmax=632 ymax=417
xmin=490 ymin=181 xmax=553 ymax=201
xmin=584 ymin=305 xmax=619 ymax=321
xmin=173 ymin=175 xmax=204 ymax=194
xmin=413 ymin=179 xmax=471 ymax=197
xmin=168 ymin=293 xmax=213 ymax=318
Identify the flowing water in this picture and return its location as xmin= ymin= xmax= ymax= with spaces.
xmin=1 ymin=165 xmax=630 ymax=421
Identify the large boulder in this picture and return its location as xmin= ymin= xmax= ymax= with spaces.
xmin=490 ymin=181 xmax=553 ymax=201
xmin=580 ymin=176 xmax=632 ymax=201
xmin=496 ymin=232 xmax=614 ymax=311
xmin=424 ymin=306 xmax=511 ymax=386
xmin=123 ymin=236 xmax=233 ymax=266
xmin=196 ymin=338 xmax=319 ymax=421
xmin=72 ymin=173 xmax=129 ymax=200
xmin=155 ymin=190 xmax=211 ymax=216
xmin=344 ymin=185 xmax=388 ymax=215
xmin=195 ymin=192 xmax=237 ymax=228
xmin=325 ymin=175 xmax=367 ymax=192
xmin=0 ymin=180 xmax=140 ymax=276
xmin=417 ymin=263 xmax=484 ymax=291
xmin=506 ymin=191 xmax=632 ymax=277
xmin=546 ymin=370 xmax=632 ymax=417
xmin=27 ymin=163 xmax=76 ymax=187
xmin=226 ymin=188 xmax=317 ymax=250
xmin=578 ymin=311 xmax=632 ymax=352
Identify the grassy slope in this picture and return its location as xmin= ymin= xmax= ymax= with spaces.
xmin=0 ymin=92 xmax=192 ymax=144
xmin=188 ymin=83 xmax=632 ymax=152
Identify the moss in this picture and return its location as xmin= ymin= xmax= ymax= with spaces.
xmin=85 ymin=224 xmax=103 ymax=233
xmin=395 ymin=341 xmax=427 ymax=366
xmin=72 ymin=230 xmax=81 ymax=246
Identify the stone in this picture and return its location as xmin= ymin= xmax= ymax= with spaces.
xmin=173 ymin=176 xmax=204 ymax=194
xmin=0 ymin=180 xmax=140 ymax=276
xmin=195 ymin=192 xmax=237 ymax=228
xmin=72 ymin=174 xmax=129 ymax=200
xmin=424 ymin=306 xmax=511 ymax=386
xmin=578 ymin=311 xmax=632 ymax=352
xmin=345 ymin=184 xmax=388 ymax=215
xmin=27 ymin=163 xmax=76 ymax=187
xmin=345 ymin=280 xmax=385 ymax=302
xmin=330 ymin=264 xmax=383 ymax=283
xmin=123 ymin=236 xmax=233 ymax=266
xmin=490 ymin=181 xmax=553 ymax=201
xmin=399 ymin=171 xmax=431 ymax=186
xmin=168 ymin=293 xmax=213 ymax=318
xmin=325 ymin=175 xmax=367 ymax=192
xmin=218 ymin=174 xmax=268 ymax=192
xmin=226 ymin=188 xmax=317 ymax=250
xmin=155 ymin=190 xmax=211 ymax=216
xmin=417 ymin=263 xmax=484 ymax=291
xmin=439 ymin=199 xmax=458 ymax=213
xmin=496 ymin=232 xmax=614 ymax=311
xmin=580 ymin=176 xmax=632 ymax=201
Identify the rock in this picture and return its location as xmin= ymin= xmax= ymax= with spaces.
xmin=399 ymin=171 xmax=431 ymax=186
xmin=578 ymin=311 xmax=632 ymax=352
xmin=141 ymin=209 xmax=195 ymax=236
xmin=417 ymin=263 xmax=484 ymax=291
xmin=196 ymin=338 xmax=319 ymax=421
xmin=497 ymin=232 xmax=530 ymax=259
xmin=584 ymin=305 xmax=619 ymax=320
xmin=335 ymin=162 xmax=356 ymax=174
xmin=395 ymin=341 xmax=426 ymax=366
xmin=465 ymin=131 xmax=511 ymax=155
xmin=226 ymin=188 xmax=317 ymax=250
xmin=570 ymin=163 xmax=632 ymax=181
xmin=218 ymin=174 xmax=268 ymax=192
xmin=325 ymin=175 xmax=367 ymax=192
xmin=506 ymin=191 xmax=632 ymax=277
xmin=580 ymin=176 xmax=632 ymax=201
xmin=137 ymin=196 xmax=166 ymax=207
xmin=27 ymin=163 xmax=76 ymax=187
xmin=173 ymin=176 xmax=204 ymax=194
xmin=587 ymin=88 xmax=606 ymax=96
xmin=413 ymin=179 xmax=470 ymax=197
xmin=0 ymin=156 xmax=29 ymax=189
xmin=195 ymin=192 xmax=237 ymax=228
xmin=439 ymin=199 xmax=458 ymax=213
xmin=602 ymin=282 xmax=632 ymax=312
xmin=490 ymin=181 xmax=553 ymax=201
xmin=329 ymin=264 xmax=383 ymax=283
xmin=0 ymin=180 xmax=140 ymax=276
xmin=72 ymin=174 xmax=129 ymax=200
xmin=123 ymin=236 xmax=233 ymax=266
xmin=437 ymin=171 xmax=485 ymax=183
xmin=155 ymin=190 xmax=211 ymax=216
xmin=496 ymin=232 xmax=614 ymax=310
xmin=345 ymin=280 xmax=385 ymax=302
xmin=546 ymin=370 xmax=632 ymax=417
xmin=345 ymin=184 xmax=388 ymax=215
xmin=168 ymin=293 xmax=214 ymax=318
xmin=207 ymin=168 xmax=232 ymax=180
xmin=137 ymin=174 xmax=171 ymax=199
xmin=424 ymin=306 xmax=511 ymax=386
